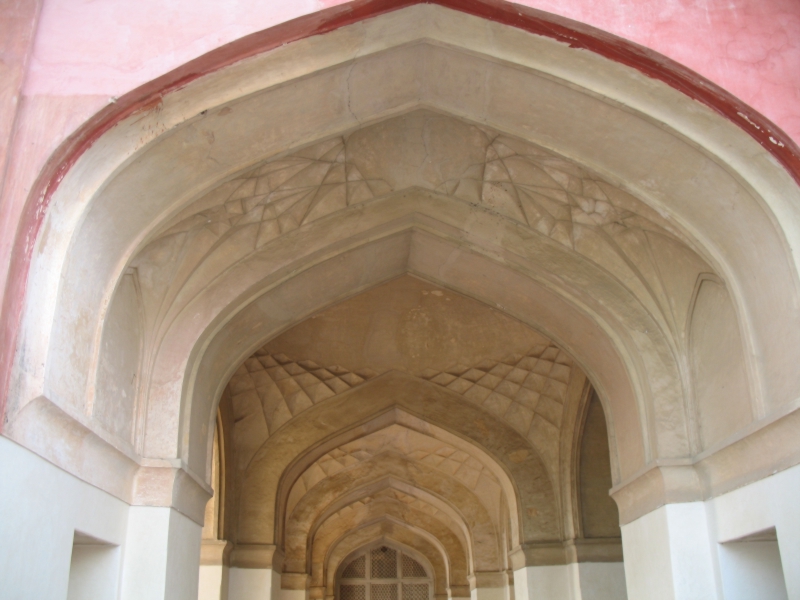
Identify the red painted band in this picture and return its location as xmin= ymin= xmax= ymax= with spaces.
xmin=2 ymin=0 xmax=798 ymax=425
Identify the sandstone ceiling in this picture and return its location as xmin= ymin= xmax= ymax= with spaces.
xmin=207 ymin=274 xmax=618 ymax=597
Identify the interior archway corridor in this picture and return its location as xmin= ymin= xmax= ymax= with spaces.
xmin=198 ymin=275 xmax=626 ymax=599
xmin=1 ymin=2 xmax=799 ymax=600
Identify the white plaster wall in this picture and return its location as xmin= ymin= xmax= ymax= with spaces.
xmin=709 ymin=462 xmax=800 ymax=599
xmin=67 ymin=544 xmax=120 ymax=600
xmin=228 ymin=568 xmax=275 ymax=600
xmin=471 ymin=587 xmax=506 ymax=600
xmin=514 ymin=565 xmax=576 ymax=600
xmin=279 ymin=589 xmax=308 ymax=600
xmin=575 ymin=563 xmax=627 ymax=600
xmin=120 ymin=506 xmax=202 ymax=600
xmin=514 ymin=563 xmax=626 ymax=600
xmin=621 ymin=463 xmax=800 ymax=600
xmin=621 ymin=504 xmax=718 ymax=600
xmin=718 ymin=541 xmax=788 ymax=600
xmin=199 ymin=565 xmax=227 ymax=600
xmin=0 ymin=436 xmax=128 ymax=599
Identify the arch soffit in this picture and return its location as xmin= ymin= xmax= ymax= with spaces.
xmin=280 ymin=417 xmax=518 ymax=548
xmin=144 ymin=118 xmax=700 ymax=470
xmin=191 ymin=229 xmax=646 ymax=480
xmin=308 ymin=493 xmax=469 ymax=579
xmin=306 ymin=477 xmax=472 ymax=579
xmin=237 ymin=373 xmax=559 ymax=546
xmin=282 ymin=454 xmax=499 ymax=570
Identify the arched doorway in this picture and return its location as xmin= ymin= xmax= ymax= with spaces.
xmin=337 ymin=542 xmax=434 ymax=600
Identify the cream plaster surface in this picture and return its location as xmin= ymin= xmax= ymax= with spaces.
xmin=199 ymin=564 xmax=228 ymax=600
xmin=0 ymin=436 xmax=128 ymax=600
xmin=121 ymin=506 xmax=202 ymax=600
xmin=228 ymin=567 xmax=276 ymax=600
xmin=67 ymin=542 xmax=120 ymax=600
xmin=718 ymin=540 xmax=788 ymax=600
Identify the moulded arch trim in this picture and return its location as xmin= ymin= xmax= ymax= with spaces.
xmin=305 ymin=476 xmax=472 ymax=573
xmin=312 ymin=495 xmax=468 ymax=585
xmin=278 ymin=411 xmax=519 ymax=550
xmin=281 ymin=451 xmax=503 ymax=570
xmin=236 ymin=371 xmax=559 ymax=546
xmin=188 ymin=224 xmax=649 ymax=486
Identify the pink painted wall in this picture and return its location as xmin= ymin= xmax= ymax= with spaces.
xmin=1 ymin=0 xmax=798 ymax=320
xmin=24 ymin=0 xmax=800 ymax=141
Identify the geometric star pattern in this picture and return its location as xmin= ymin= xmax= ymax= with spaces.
xmin=159 ymin=137 xmax=390 ymax=249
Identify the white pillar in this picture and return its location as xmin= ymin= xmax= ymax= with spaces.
xmin=574 ymin=562 xmax=627 ymax=600
xmin=228 ymin=568 xmax=278 ymax=600
xmin=199 ymin=540 xmax=231 ymax=600
xmin=772 ymin=467 xmax=800 ymax=599
xmin=470 ymin=572 xmax=508 ymax=600
xmin=120 ymin=506 xmax=202 ymax=600
xmin=513 ymin=565 xmax=577 ymax=600
xmin=621 ymin=503 xmax=719 ymax=600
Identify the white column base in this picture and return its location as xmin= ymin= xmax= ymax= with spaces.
xmin=514 ymin=563 xmax=626 ymax=600
xmin=199 ymin=564 xmax=229 ymax=600
xmin=514 ymin=564 xmax=576 ymax=600
xmin=119 ymin=506 xmax=202 ymax=600
xmin=228 ymin=568 xmax=279 ymax=600
xmin=574 ymin=563 xmax=627 ymax=600
xmin=622 ymin=503 xmax=718 ymax=600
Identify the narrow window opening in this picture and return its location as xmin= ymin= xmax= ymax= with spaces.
xmin=719 ymin=528 xmax=788 ymax=600
xmin=66 ymin=531 xmax=119 ymax=600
